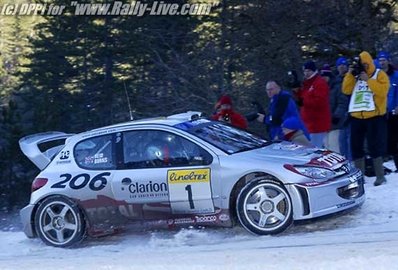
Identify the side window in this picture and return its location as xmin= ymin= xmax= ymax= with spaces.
xmin=123 ymin=130 xmax=213 ymax=169
xmin=74 ymin=134 xmax=115 ymax=170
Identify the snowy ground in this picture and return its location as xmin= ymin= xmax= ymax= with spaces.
xmin=1 ymin=163 xmax=398 ymax=270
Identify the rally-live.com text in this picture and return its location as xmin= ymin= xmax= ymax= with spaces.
xmin=0 ymin=1 xmax=216 ymax=16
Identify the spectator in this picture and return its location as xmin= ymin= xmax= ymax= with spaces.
xmin=286 ymin=70 xmax=302 ymax=107
xmin=281 ymin=116 xmax=312 ymax=146
xmin=294 ymin=61 xmax=331 ymax=148
xmin=343 ymin=51 xmax=389 ymax=186
xmin=286 ymin=70 xmax=301 ymax=92
xmin=335 ymin=57 xmax=352 ymax=160
xmin=256 ymin=81 xmax=309 ymax=143
xmin=321 ymin=64 xmax=340 ymax=153
xmin=211 ymin=95 xmax=248 ymax=129
xmin=378 ymin=51 xmax=398 ymax=172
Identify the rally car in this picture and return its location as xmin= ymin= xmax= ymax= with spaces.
xmin=19 ymin=112 xmax=365 ymax=247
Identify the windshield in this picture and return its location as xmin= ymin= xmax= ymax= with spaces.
xmin=174 ymin=119 xmax=270 ymax=154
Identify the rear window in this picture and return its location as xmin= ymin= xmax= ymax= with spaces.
xmin=74 ymin=134 xmax=116 ymax=170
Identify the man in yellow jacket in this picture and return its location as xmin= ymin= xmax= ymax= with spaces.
xmin=342 ymin=51 xmax=389 ymax=186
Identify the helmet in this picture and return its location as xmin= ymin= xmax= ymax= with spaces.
xmin=145 ymin=140 xmax=169 ymax=163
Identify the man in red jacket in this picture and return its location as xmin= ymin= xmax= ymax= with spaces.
xmin=211 ymin=95 xmax=248 ymax=129
xmin=294 ymin=61 xmax=331 ymax=148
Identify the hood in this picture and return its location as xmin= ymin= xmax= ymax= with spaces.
xmin=360 ymin=51 xmax=376 ymax=76
xmin=236 ymin=141 xmax=346 ymax=169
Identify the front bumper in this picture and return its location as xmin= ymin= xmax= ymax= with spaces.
xmin=20 ymin=204 xmax=36 ymax=238
xmin=287 ymin=169 xmax=365 ymax=220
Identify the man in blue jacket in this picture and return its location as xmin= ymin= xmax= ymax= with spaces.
xmin=378 ymin=51 xmax=398 ymax=172
xmin=256 ymin=80 xmax=310 ymax=144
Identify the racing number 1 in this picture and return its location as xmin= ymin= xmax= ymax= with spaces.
xmin=185 ymin=185 xmax=195 ymax=209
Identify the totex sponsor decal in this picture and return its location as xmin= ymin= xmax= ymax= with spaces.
xmin=167 ymin=168 xmax=210 ymax=184
xmin=311 ymin=152 xmax=346 ymax=167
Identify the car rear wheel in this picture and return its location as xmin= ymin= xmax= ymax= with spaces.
xmin=34 ymin=196 xmax=85 ymax=247
xmin=236 ymin=178 xmax=293 ymax=235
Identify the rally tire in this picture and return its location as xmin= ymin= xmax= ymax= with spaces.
xmin=236 ymin=178 xmax=293 ymax=235
xmin=34 ymin=196 xmax=86 ymax=247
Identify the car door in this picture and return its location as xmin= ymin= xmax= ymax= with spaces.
xmin=111 ymin=129 xmax=218 ymax=220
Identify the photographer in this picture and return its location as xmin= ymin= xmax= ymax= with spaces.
xmin=211 ymin=95 xmax=248 ymax=129
xmin=342 ymin=51 xmax=390 ymax=186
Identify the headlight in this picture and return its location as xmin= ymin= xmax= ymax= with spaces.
xmin=285 ymin=164 xmax=336 ymax=180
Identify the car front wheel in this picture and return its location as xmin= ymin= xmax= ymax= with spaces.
xmin=236 ymin=178 xmax=293 ymax=235
xmin=34 ymin=196 xmax=85 ymax=247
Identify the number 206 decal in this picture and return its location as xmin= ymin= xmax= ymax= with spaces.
xmin=51 ymin=172 xmax=110 ymax=191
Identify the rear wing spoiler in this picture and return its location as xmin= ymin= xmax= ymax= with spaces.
xmin=19 ymin=132 xmax=75 ymax=170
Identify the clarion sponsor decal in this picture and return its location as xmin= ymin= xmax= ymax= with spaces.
xmin=167 ymin=168 xmax=210 ymax=184
xmin=126 ymin=180 xmax=168 ymax=199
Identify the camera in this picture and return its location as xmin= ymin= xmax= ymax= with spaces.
xmin=286 ymin=70 xmax=301 ymax=89
xmin=251 ymin=101 xmax=265 ymax=115
xmin=223 ymin=114 xmax=230 ymax=122
xmin=245 ymin=101 xmax=266 ymax=122
xmin=351 ymin=57 xmax=365 ymax=77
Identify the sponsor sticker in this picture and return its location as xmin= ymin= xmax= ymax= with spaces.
xmin=93 ymin=153 xmax=108 ymax=164
xmin=218 ymin=214 xmax=230 ymax=222
xmin=60 ymin=150 xmax=70 ymax=160
xmin=167 ymin=168 xmax=210 ymax=184
xmin=168 ymin=217 xmax=195 ymax=225
xmin=195 ymin=215 xmax=217 ymax=223
xmin=311 ymin=152 xmax=346 ymax=167
xmin=126 ymin=180 xmax=168 ymax=199
xmin=56 ymin=160 xmax=71 ymax=165
xmin=82 ymin=128 xmax=117 ymax=138
xmin=336 ymin=201 xmax=355 ymax=208
xmin=167 ymin=168 xmax=214 ymax=214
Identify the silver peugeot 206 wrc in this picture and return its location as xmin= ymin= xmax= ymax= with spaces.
xmin=19 ymin=111 xmax=365 ymax=247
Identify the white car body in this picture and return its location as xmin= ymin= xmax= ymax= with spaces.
xmin=19 ymin=112 xmax=365 ymax=247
